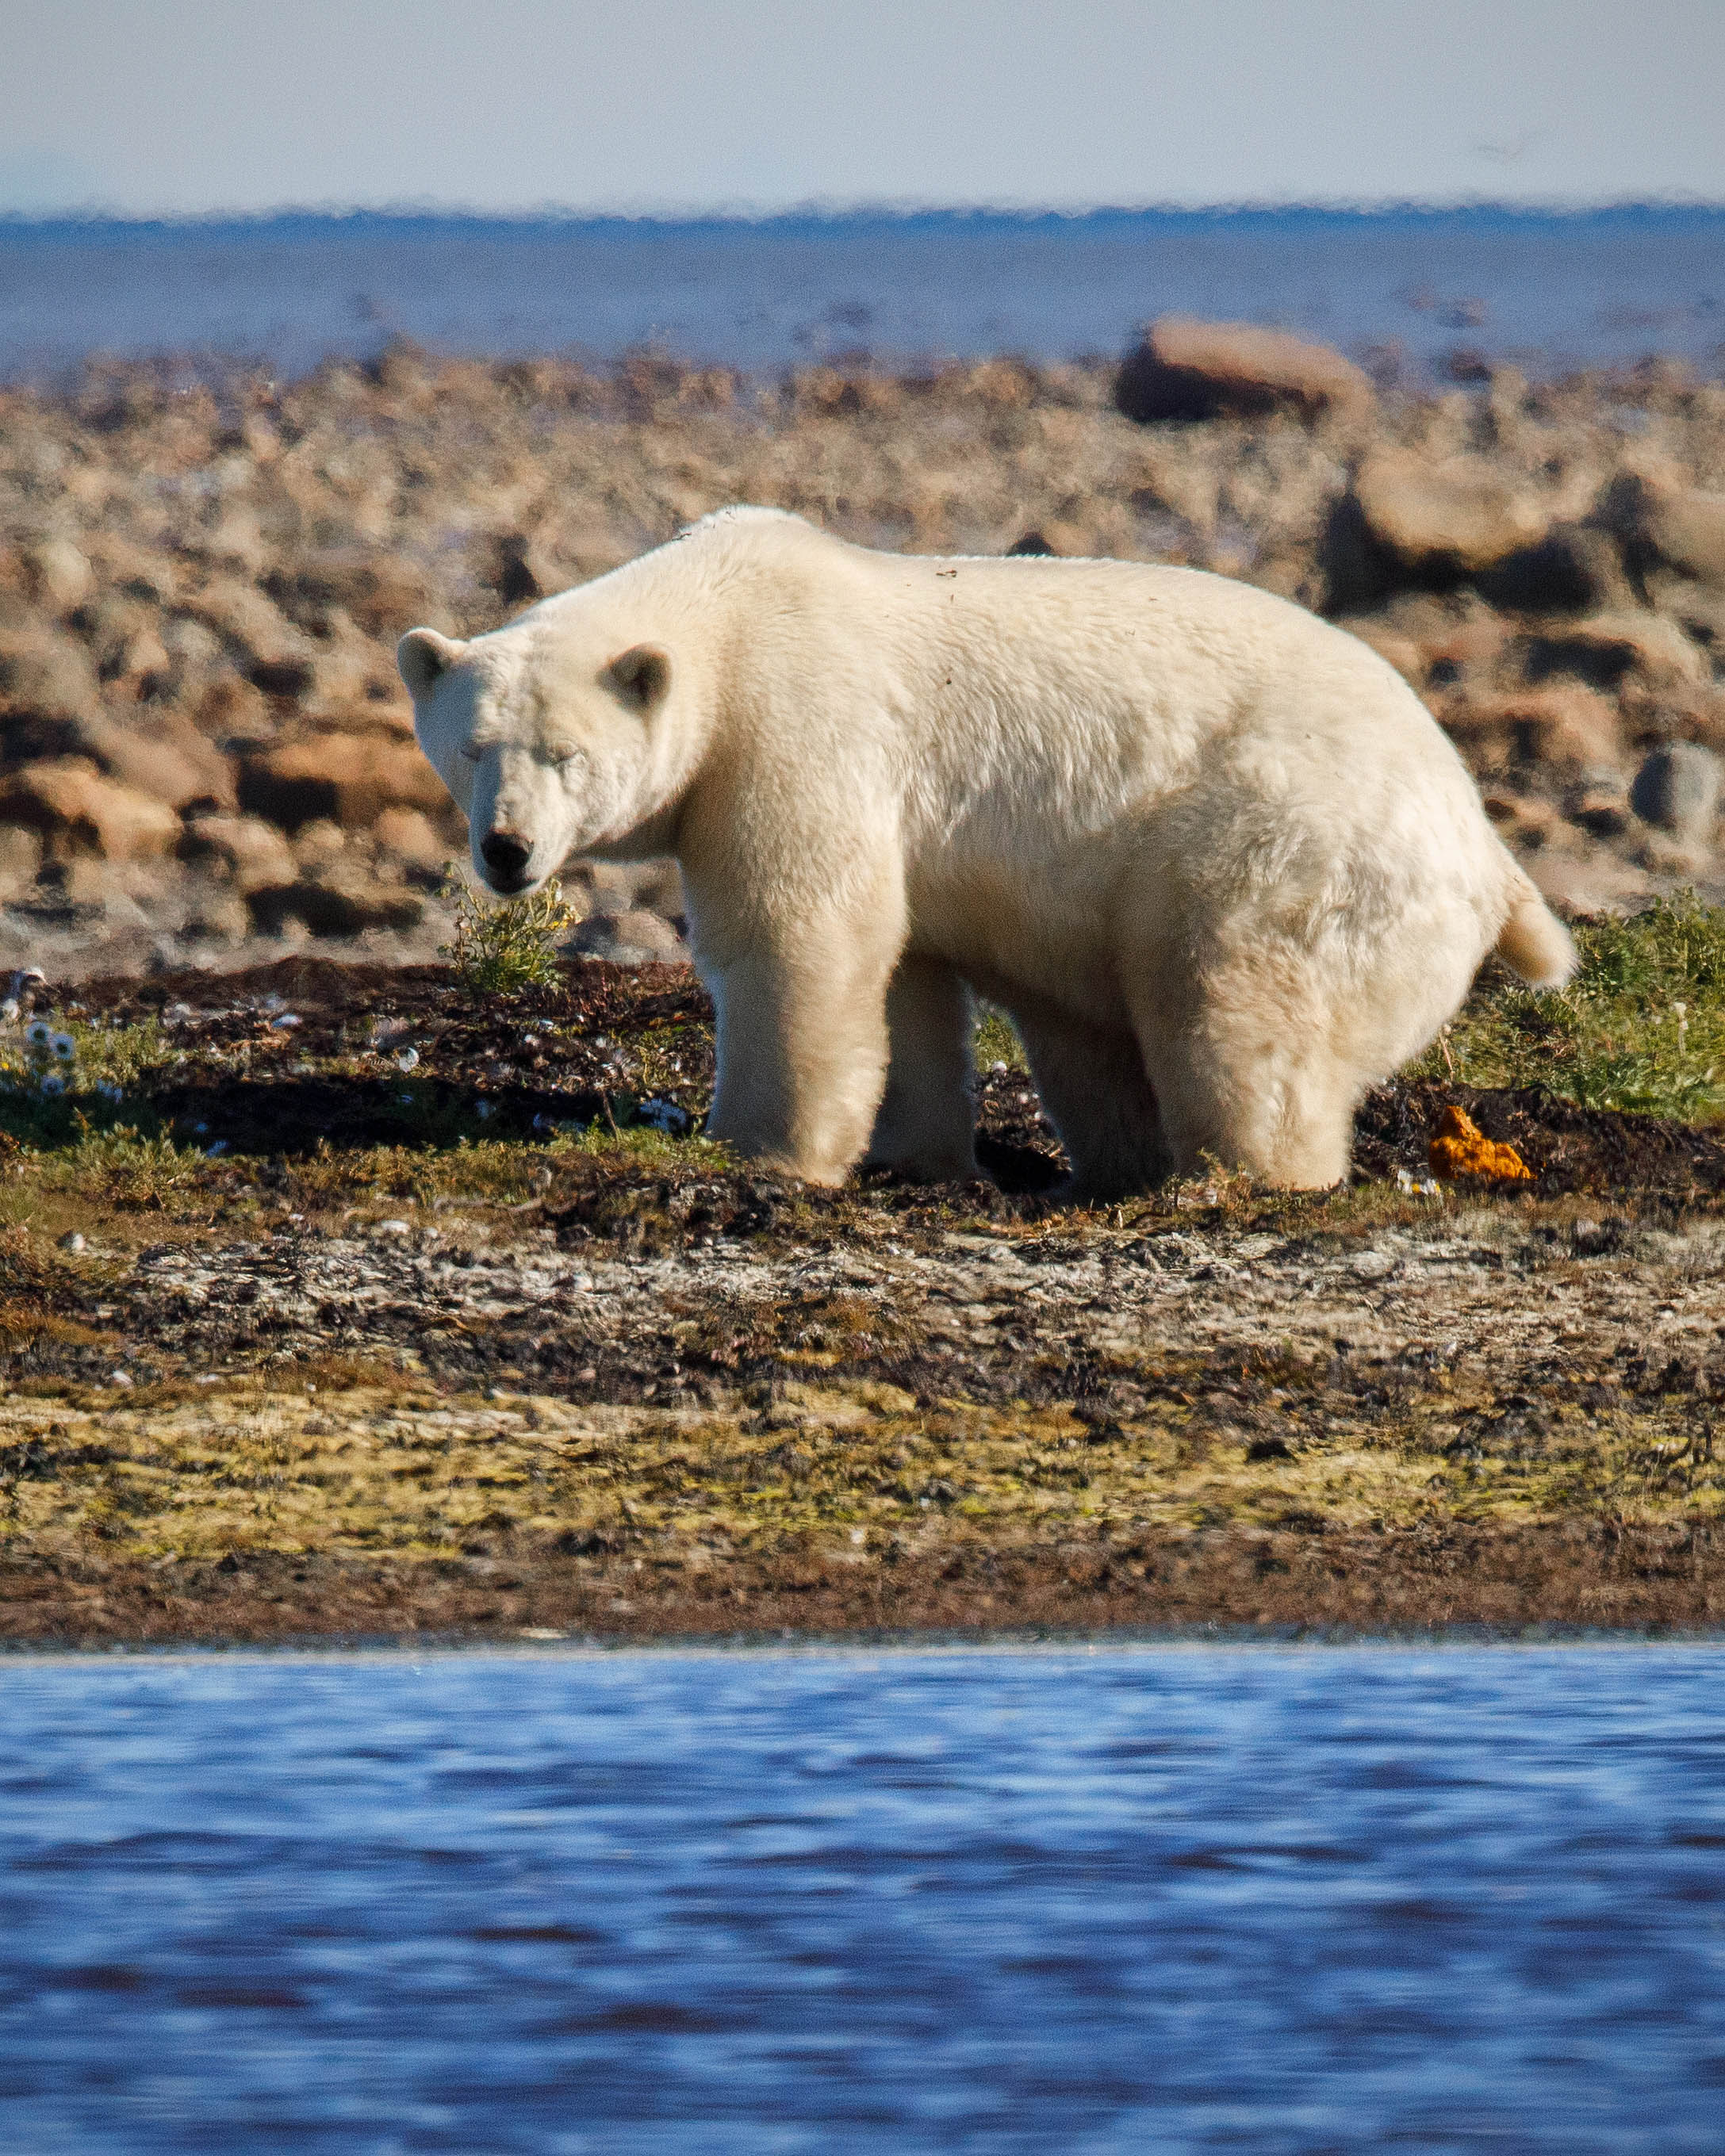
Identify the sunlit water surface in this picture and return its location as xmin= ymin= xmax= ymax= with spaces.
xmin=2 ymin=207 xmax=1721 ymax=380
xmin=1 ymin=1645 xmax=1722 ymax=2152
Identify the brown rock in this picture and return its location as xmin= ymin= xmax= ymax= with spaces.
xmin=264 ymin=552 xmax=436 ymax=641
xmin=237 ymin=727 xmax=447 ymax=831
xmin=82 ymin=713 xmax=235 ymax=814
xmin=184 ymin=579 xmax=316 ymax=697
xmin=22 ymin=537 xmax=94 ymax=613
xmin=0 ymin=626 xmax=102 ymax=737
xmin=1481 ymin=791 xmax=1557 ymax=850
xmin=565 ymin=909 xmax=690 ymax=965
xmin=1526 ymin=611 xmax=1708 ymax=693
xmin=178 ymin=813 xmax=299 ymax=893
xmin=372 ymin=807 xmax=450 ymax=875
xmin=0 ymin=758 xmax=181 ymax=860
xmin=247 ymin=869 xmax=426 ymax=939
xmin=1115 ymin=317 xmax=1374 ymax=426
xmin=1439 ymin=687 xmax=1623 ymax=773
xmin=192 ymin=672 xmax=275 ymax=748
xmin=1602 ymin=473 xmax=1725 ymax=590
xmin=1353 ymin=451 xmax=1550 ymax=578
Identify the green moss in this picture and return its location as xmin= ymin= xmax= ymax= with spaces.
xmin=1413 ymin=893 xmax=1725 ymax=1120
xmin=972 ymin=1005 xmax=1028 ymax=1072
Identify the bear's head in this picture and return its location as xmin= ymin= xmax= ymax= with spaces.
xmin=398 ymin=618 xmax=675 ymax=895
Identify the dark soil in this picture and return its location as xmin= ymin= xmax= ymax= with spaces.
xmin=7 ymin=955 xmax=1725 ymax=1646
xmin=5 ymin=1521 xmax=1722 ymax=1647
xmin=63 ymin=954 xmax=1725 ymax=1199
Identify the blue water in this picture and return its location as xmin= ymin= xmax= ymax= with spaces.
xmin=1 ymin=1646 xmax=1723 ymax=2153
xmin=2 ymin=206 xmax=1722 ymax=382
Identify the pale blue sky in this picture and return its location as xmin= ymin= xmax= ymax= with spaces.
xmin=5 ymin=0 xmax=1722 ymax=215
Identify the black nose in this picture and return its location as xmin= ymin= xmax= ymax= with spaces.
xmin=480 ymin=830 xmax=531 ymax=888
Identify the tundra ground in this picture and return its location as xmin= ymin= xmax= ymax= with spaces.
xmin=2 ymin=955 xmax=1723 ymax=1644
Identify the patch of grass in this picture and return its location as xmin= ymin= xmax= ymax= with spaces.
xmin=555 ymin=1125 xmax=734 ymax=1171
xmin=1414 ymin=893 xmax=1725 ymax=1121
xmin=31 ymin=1124 xmax=213 ymax=1211
xmin=441 ymin=874 xmax=579 ymax=997
xmin=973 ymin=1005 xmax=1028 ymax=1072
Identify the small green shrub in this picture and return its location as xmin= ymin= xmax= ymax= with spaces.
xmin=440 ymin=873 xmax=578 ymax=996
xmin=973 ymin=1005 xmax=1028 ymax=1072
xmin=1414 ymin=892 xmax=1725 ymax=1121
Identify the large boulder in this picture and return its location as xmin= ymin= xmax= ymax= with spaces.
xmin=177 ymin=811 xmax=299 ymax=893
xmin=1436 ymin=686 xmax=1625 ymax=774
xmin=182 ymin=578 xmax=317 ymax=698
xmin=0 ymin=757 xmax=181 ymax=860
xmin=21 ymin=537 xmax=94 ymax=614
xmin=1526 ymin=611 xmax=1708 ymax=693
xmin=0 ymin=627 xmax=102 ymax=763
xmin=263 ymin=550 xmax=436 ymax=639
xmin=246 ymin=866 xmax=426 ymax=938
xmin=1602 ymin=473 xmax=1725 ymax=591
xmin=1352 ymin=451 xmax=1551 ymax=580
xmin=1629 ymin=742 xmax=1722 ymax=841
xmin=81 ymin=711 xmax=236 ymax=814
xmin=236 ymin=721 xmax=448 ymax=831
xmin=1114 ymin=317 xmax=1374 ymax=427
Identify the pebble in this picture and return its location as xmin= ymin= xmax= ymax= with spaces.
xmin=57 ymin=1230 xmax=86 ymax=1253
xmin=375 ymin=1218 xmax=412 ymax=1236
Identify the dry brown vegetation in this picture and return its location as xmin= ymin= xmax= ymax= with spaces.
xmin=2 ymin=955 xmax=1723 ymax=1645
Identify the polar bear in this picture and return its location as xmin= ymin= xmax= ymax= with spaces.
xmin=399 ymin=507 xmax=1572 ymax=1193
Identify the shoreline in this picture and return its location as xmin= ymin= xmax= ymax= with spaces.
xmin=4 ymin=958 xmax=1723 ymax=1651
xmin=6 ymin=1522 xmax=1725 ymax=1649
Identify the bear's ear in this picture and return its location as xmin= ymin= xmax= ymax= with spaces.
xmin=605 ymin=644 xmax=671 ymax=716
xmin=397 ymin=628 xmax=466 ymax=700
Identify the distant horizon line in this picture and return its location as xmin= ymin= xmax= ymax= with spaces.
xmin=5 ymin=195 xmax=1725 ymax=233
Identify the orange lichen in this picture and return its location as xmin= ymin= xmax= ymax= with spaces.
xmin=1428 ymin=1105 xmax=1534 ymax=1183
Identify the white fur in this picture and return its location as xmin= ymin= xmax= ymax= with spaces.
xmin=400 ymin=507 xmax=1572 ymax=1190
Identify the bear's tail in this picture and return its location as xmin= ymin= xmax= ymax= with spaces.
xmin=1494 ymin=873 xmax=1577 ymax=989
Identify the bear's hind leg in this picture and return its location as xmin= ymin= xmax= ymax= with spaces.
xmin=1011 ymin=1010 xmax=1171 ymax=1201
xmin=864 ymin=954 xmax=977 ymax=1181
xmin=1133 ymin=1006 xmax=1355 ymax=1190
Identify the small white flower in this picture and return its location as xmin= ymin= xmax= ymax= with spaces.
xmin=51 ymin=1032 xmax=76 ymax=1062
xmin=394 ymin=1046 xmax=420 ymax=1070
xmin=39 ymin=1070 xmax=67 ymax=1096
xmin=25 ymin=1020 xmax=52 ymax=1050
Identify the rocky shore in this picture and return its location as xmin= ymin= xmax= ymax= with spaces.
xmin=2 ymin=956 xmax=1723 ymax=1645
xmin=4 ymin=324 xmax=1725 ymax=1643
xmin=3 ymin=325 xmax=1725 ymax=980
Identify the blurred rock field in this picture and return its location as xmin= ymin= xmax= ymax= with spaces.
xmin=4 ymin=325 xmax=1725 ymax=980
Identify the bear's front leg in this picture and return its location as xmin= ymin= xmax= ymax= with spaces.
xmin=705 ymin=930 xmax=899 ymax=1185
